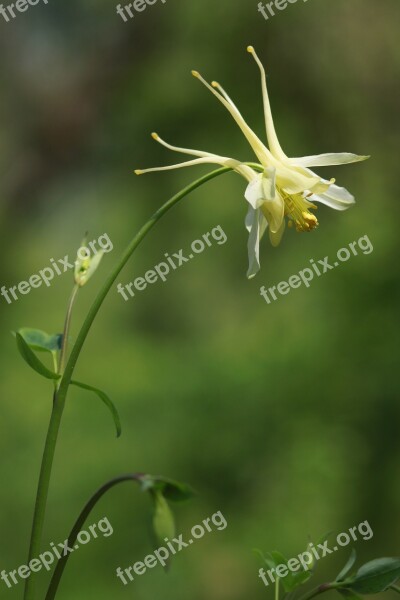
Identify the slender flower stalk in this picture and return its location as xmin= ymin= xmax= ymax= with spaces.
xmin=135 ymin=46 xmax=369 ymax=277
xmin=23 ymin=167 xmax=231 ymax=600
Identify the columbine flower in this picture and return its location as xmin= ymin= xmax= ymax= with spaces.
xmin=135 ymin=46 xmax=369 ymax=278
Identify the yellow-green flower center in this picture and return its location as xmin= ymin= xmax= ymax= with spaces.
xmin=280 ymin=188 xmax=319 ymax=232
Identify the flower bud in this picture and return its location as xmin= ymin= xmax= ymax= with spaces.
xmin=74 ymin=246 xmax=103 ymax=287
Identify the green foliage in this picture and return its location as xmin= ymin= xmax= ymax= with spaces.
xmin=15 ymin=333 xmax=61 ymax=381
xmin=256 ymin=540 xmax=400 ymax=600
xmin=336 ymin=550 xmax=357 ymax=582
xmin=151 ymin=490 xmax=176 ymax=545
xmin=138 ymin=475 xmax=195 ymax=502
xmin=16 ymin=328 xmax=62 ymax=353
xmin=70 ymin=380 xmax=122 ymax=438
xmin=343 ymin=558 xmax=400 ymax=595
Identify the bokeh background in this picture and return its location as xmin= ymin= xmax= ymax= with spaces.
xmin=1 ymin=0 xmax=399 ymax=598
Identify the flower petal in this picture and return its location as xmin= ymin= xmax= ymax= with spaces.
xmin=245 ymin=206 xmax=268 ymax=279
xmin=260 ymin=193 xmax=285 ymax=233
xmin=244 ymin=174 xmax=265 ymax=209
xmin=322 ymin=182 xmax=355 ymax=202
xmin=308 ymin=183 xmax=355 ymax=211
xmin=269 ymin=217 xmax=286 ymax=247
xmin=290 ymin=153 xmax=370 ymax=168
xmin=276 ymin=163 xmax=325 ymax=195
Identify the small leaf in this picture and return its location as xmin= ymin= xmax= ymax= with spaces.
xmin=139 ymin=475 xmax=195 ymax=502
xmin=15 ymin=333 xmax=61 ymax=380
xmin=16 ymin=328 xmax=62 ymax=353
xmin=346 ymin=558 xmax=400 ymax=594
xmin=152 ymin=490 xmax=176 ymax=544
xmin=270 ymin=550 xmax=311 ymax=592
xmin=70 ymin=380 xmax=121 ymax=437
xmin=338 ymin=589 xmax=363 ymax=600
xmin=336 ymin=550 xmax=357 ymax=582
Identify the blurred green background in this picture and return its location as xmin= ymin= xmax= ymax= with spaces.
xmin=1 ymin=0 xmax=399 ymax=598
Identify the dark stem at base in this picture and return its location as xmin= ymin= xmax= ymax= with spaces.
xmin=45 ymin=474 xmax=144 ymax=600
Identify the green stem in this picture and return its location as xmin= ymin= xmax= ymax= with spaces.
xmin=298 ymin=583 xmax=337 ymax=600
xmin=23 ymin=166 xmax=231 ymax=600
xmin=390 ymin=586 xmax=400 ymax=594
xmin=57 ymin=167 xmax=232 ymax=402
xmin=23 ymin=395 xmax=66 ymax=600
xmin=58 ymin=284 xmax=79 ymax=375
xmin=275 ymin=578 xmax=280 ymax=600
xmin=45 ymin=474 xmax=143 ymax=600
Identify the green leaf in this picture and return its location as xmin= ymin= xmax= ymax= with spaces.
xmin=15 ymin=333 xmax=61 ymax=380
xmin=152 ymin=490 xmax=176 ymax=544
xmin=70 ymin=380 xmax=121 ymax=438
xmin=253 ymin=549 xmax=275 ymax=570
xmin=336 ymin=550 xmax=357 ymax=582
xmin=139 ymin=475 xmax=195 ymax=502
xmin=338 ymin=589 xmax=363 ymax=600
xmin=16 ymin=328 xmax=62 ymax=353
xmin=269 ymin=550 xmax=311 ymax=592
xmin=346 ymin=558 xmax=400 ymax=594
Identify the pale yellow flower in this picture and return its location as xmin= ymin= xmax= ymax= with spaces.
xmin=135 ymin=47 xmax=368 ymax=278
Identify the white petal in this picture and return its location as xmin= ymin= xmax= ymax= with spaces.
xmin=244 ymin=174 xmax=265 ymax=209
xmin=276 ymin=163 xmax=324 ymax=195
xmin=309 ymin=183 xmax=355 ymax=211
xmin=290 ymin=153 xmax=370 ymax=168
xmin=260 ymin=193 xmax=285 ymax=234
xmin=269 ymin=217 xmax=285 ymax=247
xmin=261 ymin=166 xmax=276 ymax=200
xmin=323 ymin=182 xmax=355 ymax=202
xmin=308 ymin=194 xmax=349 ymax=211
xmin=245 ymin=206 xmax=268 ymax=279
xmin=244 ymin=167 xmax=276 ymax=209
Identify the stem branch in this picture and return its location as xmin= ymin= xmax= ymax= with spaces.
xmin=45 ymin=474 xmax=143 ymax=600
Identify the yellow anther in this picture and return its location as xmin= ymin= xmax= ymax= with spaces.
xmin=151 ymin=132 xmax=159 ymax=140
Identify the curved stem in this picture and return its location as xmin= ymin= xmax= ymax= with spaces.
xmin=390 ymin=586 xmax=400 ymax=595
xmin=57 ymin=166 xmax=232 ymax=403
xmin=297 ymin=583 xmax=337 ymax=600
xmin=45 ymin=474 xmax=143 ymax=600
xmin=23 ymin=166 xmax=232 ymax=600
